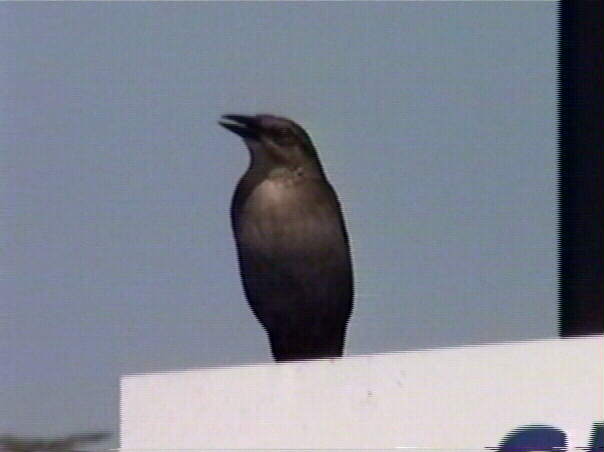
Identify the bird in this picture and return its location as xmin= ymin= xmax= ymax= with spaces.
xmin=219 ymin=113 xmax=353 ymax=362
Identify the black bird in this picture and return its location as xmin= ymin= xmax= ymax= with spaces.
xmin=219 ymin=114 xmax=353 ymax=362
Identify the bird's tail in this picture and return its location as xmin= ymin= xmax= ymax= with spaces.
xmin=268 ymin=328 xmax=346 ymax=362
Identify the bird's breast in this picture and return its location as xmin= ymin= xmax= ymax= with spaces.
xmin=236 ymin=178 xmax=344 ymax=257
xmin=252 ymin=178 xmax=292 ymax=209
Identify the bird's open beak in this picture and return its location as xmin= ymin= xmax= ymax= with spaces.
xmin=219 ymin=114 xmax=260 ymax=139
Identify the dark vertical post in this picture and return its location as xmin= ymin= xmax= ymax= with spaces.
xmin=559 ymin=1 xmax=604 ymax=336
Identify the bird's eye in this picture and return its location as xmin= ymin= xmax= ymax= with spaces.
xmin=273 ymin=128 xmax=295 ymax=144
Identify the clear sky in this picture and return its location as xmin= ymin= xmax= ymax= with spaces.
xmin=1 ymin=1 xmax=556 ymax=447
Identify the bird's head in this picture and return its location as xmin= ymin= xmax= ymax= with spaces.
xmin=219 ymin=114 xmax=321 ymax=170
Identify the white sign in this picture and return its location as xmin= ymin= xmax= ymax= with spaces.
xmin=121 ymin=336 xmax=603 ymax=450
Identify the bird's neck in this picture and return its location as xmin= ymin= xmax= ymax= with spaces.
xmin=254 ymin=163 xmax=324 ymax=184
xmin=246 ymin=153 xmax=324 ymax=181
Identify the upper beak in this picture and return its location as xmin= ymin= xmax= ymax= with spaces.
xmin=218 ymin=114 xmax=260 ymax=139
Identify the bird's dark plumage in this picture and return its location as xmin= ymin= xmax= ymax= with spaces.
xmin=219 ymin=113 xmax=353 ymax=362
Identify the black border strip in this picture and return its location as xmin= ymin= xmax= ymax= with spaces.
xmin=559 ymin=1 xmax=604 ymax=336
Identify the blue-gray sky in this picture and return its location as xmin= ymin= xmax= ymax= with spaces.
xmin=1 ymin=1 xmax=556 ymax=447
